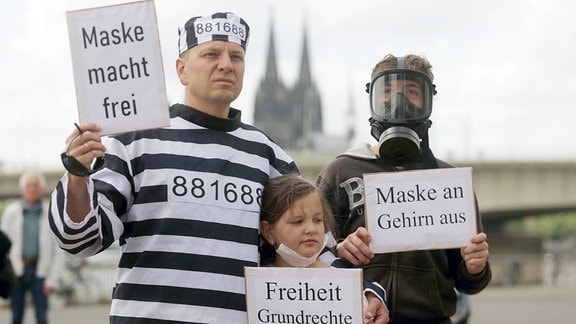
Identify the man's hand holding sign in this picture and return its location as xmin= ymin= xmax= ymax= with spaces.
xmin=336 ymin=168 xmax=489 ymax=276
xmin=461 ymin=232 xmax=489 ymax=275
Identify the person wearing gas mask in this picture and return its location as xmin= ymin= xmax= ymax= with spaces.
xmin=316 ymin=54 xmax=491 ymax=323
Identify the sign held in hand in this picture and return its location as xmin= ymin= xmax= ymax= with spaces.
xmin=245 ymin=267 xmax=364 ymax=324
xmin=364 ymin=167 xmax=477 ymax=253
xmin=67 ymin=0 xmax=169 ymax=135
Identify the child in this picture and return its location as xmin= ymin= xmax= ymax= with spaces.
xmin=259 ymin=174 xmax=389 ymax=324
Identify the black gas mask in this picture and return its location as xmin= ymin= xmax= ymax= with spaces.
xmin=366 ymin=57 xmax=436 ymax=165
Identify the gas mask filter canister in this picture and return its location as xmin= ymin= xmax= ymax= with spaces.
xmin=377 ymin=125 xmax=421 ymax=164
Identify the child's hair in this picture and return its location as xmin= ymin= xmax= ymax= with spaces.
xmin=259 ymin=173 xmax=336 ymax=264
xmin=261 ymin=173 xmax=335 ymax=232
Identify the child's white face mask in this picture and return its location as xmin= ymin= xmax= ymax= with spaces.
xmin=275 ymin=236 xmax=328 ymax=267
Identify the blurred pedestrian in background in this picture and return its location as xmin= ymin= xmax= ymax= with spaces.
xmin=1 ymin=172 xmax=64 ymax=324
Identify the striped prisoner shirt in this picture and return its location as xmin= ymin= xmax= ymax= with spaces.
xmin=49 ymin=104 xmax=298 ymax=323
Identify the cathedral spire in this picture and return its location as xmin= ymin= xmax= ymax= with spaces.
xmin=254 ymin=13 xmax=324 ymax=151
xmin=264 ymin=19 xmax=279 ymax=84
xmin=297 ymin=24 xmax=312 ymax=88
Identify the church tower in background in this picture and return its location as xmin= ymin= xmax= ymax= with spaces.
xmin=253 ymin=20 xmax=323 ymax=150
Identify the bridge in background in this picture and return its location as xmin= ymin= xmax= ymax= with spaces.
xmin=467 ymin=162 xmax=576 ymax=227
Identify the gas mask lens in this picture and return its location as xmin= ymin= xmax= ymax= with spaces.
xmin=370 ymin=70 xmax=434 ymax=123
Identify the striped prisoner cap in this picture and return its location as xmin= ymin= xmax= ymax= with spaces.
xmin=178 ymin=12 xmax=250 ymax=55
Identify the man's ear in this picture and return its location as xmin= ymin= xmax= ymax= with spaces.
xmin=176 ymin=57 xmax=187 ymax=85
xmin=259 ymin=221 xmax=275 ymax=245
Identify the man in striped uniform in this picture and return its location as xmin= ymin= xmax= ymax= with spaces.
xmin=50 ymin=12 xmax=298 ymax=323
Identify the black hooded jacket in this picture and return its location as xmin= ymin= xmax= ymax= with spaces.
xmin=317 ymin=143 xmax=491 ymax=323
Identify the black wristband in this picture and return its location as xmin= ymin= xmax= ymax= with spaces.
xmin=60 ymin=153 xmax=105 ymax=177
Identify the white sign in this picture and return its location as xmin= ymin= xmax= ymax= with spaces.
xmin=245 ymin=267 xmax=363 ymax=324
xmin=67 ymin=0 xmax=169 ymax=135
xmin=364 ymin=167 xmax=477 ymax=253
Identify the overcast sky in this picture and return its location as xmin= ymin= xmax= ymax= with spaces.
xmin=1 ymin=0 xmax=575 ymax=172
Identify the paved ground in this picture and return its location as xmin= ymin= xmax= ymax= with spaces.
xmin=468 ymin=284 xmax=575 ymax=324
xmin=0 ymin=284 xmax=574 ymax=323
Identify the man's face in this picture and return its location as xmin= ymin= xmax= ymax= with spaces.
xmin=21 ymin=177 xmax=43 ymax=205
xmin=370 ymin=69 xmax=433 ymax=124
xmin=381 ymin=79 xmax=424 ymax=109
xmin=177 ymin=41 xmax=245 ymax=111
